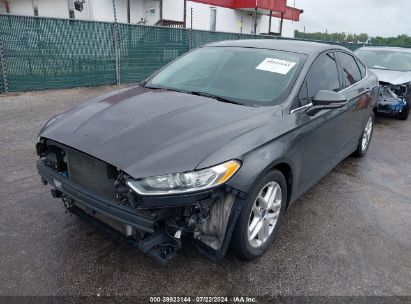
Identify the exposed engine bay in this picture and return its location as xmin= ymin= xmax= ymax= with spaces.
xmin=36 ymin=139 xmax=246 ymax=262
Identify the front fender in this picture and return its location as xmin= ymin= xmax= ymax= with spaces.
xmin=227 ymin=139 xmax=297 ymax=197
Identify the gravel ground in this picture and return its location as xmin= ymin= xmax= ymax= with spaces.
xmin=0 ymin=86 xmax=410 ymax=297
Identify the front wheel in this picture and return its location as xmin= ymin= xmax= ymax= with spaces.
xmin=353 ymin=112 xmax=374 ymax=157
xmin=231 ymin=170 xmax=287 ymax=259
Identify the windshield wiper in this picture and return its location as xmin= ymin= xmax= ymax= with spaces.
xmin=188 ymin=91 xmax=243 ymax=105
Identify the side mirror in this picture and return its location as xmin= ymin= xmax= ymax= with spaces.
xmin=306 ymin=90 xmax=347 ymax=116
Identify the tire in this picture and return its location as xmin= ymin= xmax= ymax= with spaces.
xmin=231 ymin=170 xmax=287 ymax=260
xmin=398 ymin=101 xmax=409 ymax=120
xmin=353 ymin=112 xmax=375 ymax=157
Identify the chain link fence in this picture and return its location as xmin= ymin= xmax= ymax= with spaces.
xmin=0 ymin=15 xmax=116 ymax=92
xmin=118 ymin=24 xmax=189 ymax=83
xmin=0 ymin=14 xmax=405 ymax=93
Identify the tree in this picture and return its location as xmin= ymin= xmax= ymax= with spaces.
xmin=295 ymin=30 xmax=411 ymax=47
xmin=356 ymin=33 xmax=369 ymax=43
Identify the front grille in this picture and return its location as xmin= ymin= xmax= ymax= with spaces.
xmin=46 ymin=140 xmax=118 ymax=200
xmin=66 ymin=148 xmax=117 ymax=200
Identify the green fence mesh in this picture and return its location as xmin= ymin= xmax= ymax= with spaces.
xmin=118 ymin=24 xmax=189 ymax=83
xmin=191 ymin=30 xmax=239 ymax=48
xmin=191 ymin=30 xmax=270 ymax=49
xmin=0 ymin=14 xmax=116 ymax=92
xmin=0 ymin=14 xmax=409 ymax=93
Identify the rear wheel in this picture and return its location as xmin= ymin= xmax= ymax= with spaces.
xmin=353 ymin=113 xmax=374 ymax=157
xmin=231 ymin=170 xmax=287 ymax=259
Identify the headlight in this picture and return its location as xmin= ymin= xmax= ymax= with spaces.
xmin=126 ymin=160 xmax=241 ymax=195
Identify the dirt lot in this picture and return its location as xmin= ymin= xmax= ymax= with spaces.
xmin=0 ymin=86 xmax=410 ymax=297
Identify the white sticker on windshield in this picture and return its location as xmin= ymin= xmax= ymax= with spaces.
xmin=256 ymin=58 xmax=297 ymax=75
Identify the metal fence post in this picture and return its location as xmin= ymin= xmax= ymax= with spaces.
xmin=112 ymin=0 xmax=120 ymax=85
xmin=188 ymin=29 xmax=192 ymax=50
xmin=0 ymin=36 xmax=8 ymax=93
xmin=188 ymin=7 xmax=193 ymax=50
xmin=113 ymin=26 xmax=120 ymax=85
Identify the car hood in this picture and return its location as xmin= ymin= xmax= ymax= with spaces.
xmin=371 ymin=68 xmax=411 ymax=85
xmin=40 ymin=86 xmax=280 ymax=178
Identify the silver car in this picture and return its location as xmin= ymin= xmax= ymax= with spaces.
xmin=355 ymin=46 xmax=411 ymax=120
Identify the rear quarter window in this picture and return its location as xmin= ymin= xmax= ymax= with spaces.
xmin=356 ymin=59 xmax=367 ymax=78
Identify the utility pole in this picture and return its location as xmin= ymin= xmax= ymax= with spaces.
xmin=268 ymin=10 xmax=272 ymax=35
xmin=112 ymin=0 xmax=117 ymax=23
xmin=254 ymin=7 xmax=257 ymax=34
xmin=183 ymin=0 xmax=187 ymax=28
xmin=279 ymin=12 xmax=284 ymax=37
xmin=127 ymin=0 xmax=130 ymax=23
xmin=190 ymin=7 xmax=193 ymax=29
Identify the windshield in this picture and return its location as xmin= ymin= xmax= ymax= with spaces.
xmin=146 ymin=46 xmax=305 ymax=106
xmin=356 ymin=49 xmax=411 ymax=72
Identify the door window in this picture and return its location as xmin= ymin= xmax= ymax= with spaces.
xmin=337 ymin=52 xmax=362 ymax=88
xmin=305 ymin=52 xmax=340 ymax=104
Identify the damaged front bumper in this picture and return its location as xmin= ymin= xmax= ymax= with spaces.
xmin=376 ymin=83 xmax=408 ymax=114
xmin=36 ymin=142 xmax=246 ymax=262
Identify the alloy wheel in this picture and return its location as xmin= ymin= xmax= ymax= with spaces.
xmin=248 ymin=181 xmax=282 ymax=248
xmin=361 ymin=117 xmax=373 ymax=151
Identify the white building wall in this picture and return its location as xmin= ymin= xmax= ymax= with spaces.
xmin=130 ymin=0 xmax=145 ymax=23
xmin=37 ymin=0 xmax=69 ymax=18
xmin=282 ymin=20 xmax=296 ymax=37
xmin=260 ymin=16 xmax=295 ymax=37
xmin=0 ymin=0 xmax=93 ymax=20
xmin=73 ymin=0 xmax=93 ymax=20
xmin=283 ymin=0 xmax=297 ymax=37
xmin=186 ymin=1 xmax=259 ymax=34
xmin=259 ymin=0 xmax=297 ymax=37
xmin=0 ymin=0 xmax=33 ymax=15
xmin=141 ymin=0 xmax=160 ymax=25
xmin=0 ymin=0 xmax=296 ymax=36
xmin=75 ymin=0 xmax=159 ymax=25
xmin=91 ymin=0 xmax=115 ymax=22
xmin=162 ymin=0 xmax=183 ymax=22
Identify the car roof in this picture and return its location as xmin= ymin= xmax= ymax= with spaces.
xmin=356 ymin=46 xmax=411 ymax=54
xmin=206 ymin=39 xmax=349 ymax=55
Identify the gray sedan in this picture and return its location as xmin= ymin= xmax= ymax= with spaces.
xmin=36 ymin=40 xmax=378 ymax=261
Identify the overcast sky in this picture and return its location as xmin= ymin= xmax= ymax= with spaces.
xmin=294 ymin=0 xmax=411 ymax=37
